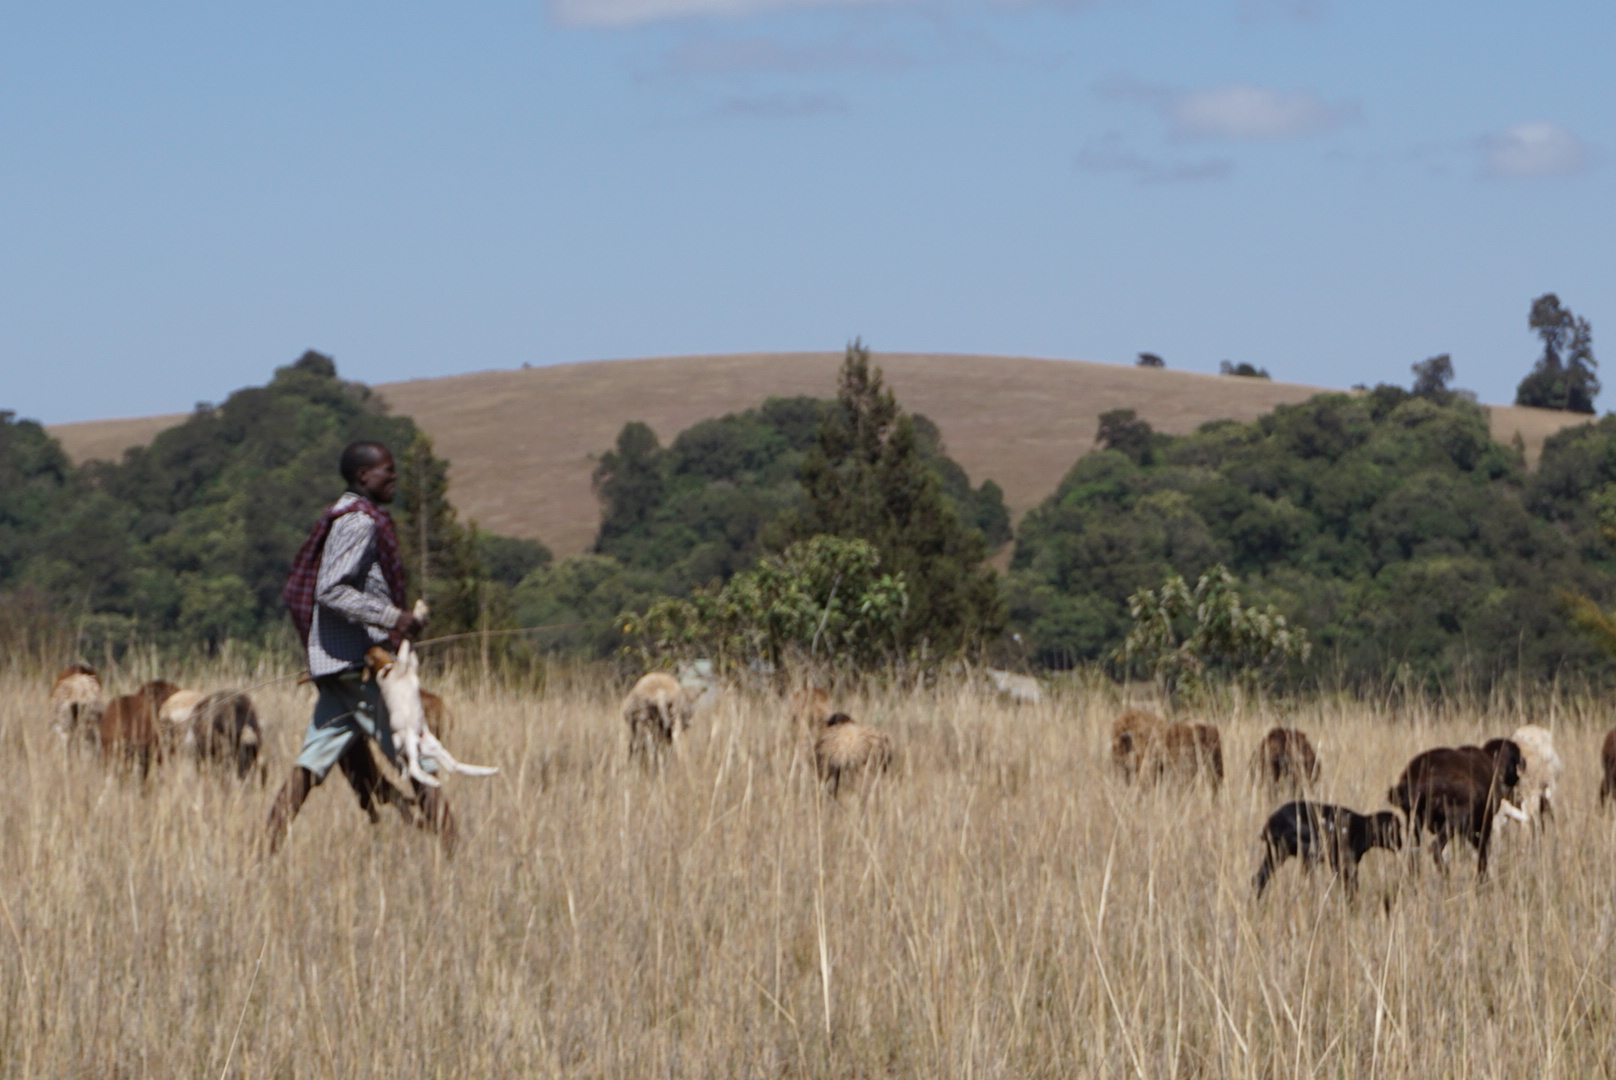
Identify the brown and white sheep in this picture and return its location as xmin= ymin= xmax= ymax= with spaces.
xmin=99 ymin=679 xmax=181 ymax=776
xmin=623 ymin=672 xmax=693 ymax=763
xmin=1250 ymin=726 xmax=1321 ymax=793
xmin=49 ymin=663 xmax=105 ymax=742
xmin=814 ymin=712 xmax=894 ymax=795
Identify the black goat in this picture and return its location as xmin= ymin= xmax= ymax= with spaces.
xmin=1253 ymin=801 xmax=1402 ymax=898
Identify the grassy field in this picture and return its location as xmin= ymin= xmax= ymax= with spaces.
xmin=3 ymin=656 xmax=1616 ymax=1078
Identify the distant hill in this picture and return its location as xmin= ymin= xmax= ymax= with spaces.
xmin=47 ymin=352 xmax=1593 ymax=555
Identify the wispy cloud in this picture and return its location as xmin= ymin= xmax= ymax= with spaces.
xmin=1096 ymin=76 xmax=1358 ymax=141
xmin=555 ymin=0 xmax=915 ymax=30
xmin=1076 ymin=133 xmax=1232 ymax=183
xmin=716 ymin=92 xmax=851 ymax=117
xmin=1481 ymin=122 xmax=1590 ymax=178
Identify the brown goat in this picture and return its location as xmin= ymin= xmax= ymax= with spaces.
xmin=1111 ymin=709 xmax=1168 ymax=783
xmin=1388 ymin=739 xmax=1524 ymax=878
xmin=1113 ymin=711 xmax=1222 ymax=790
xmin=99 ymin=680 xmax=181 ymax=776
xmin=1162 ymin=723 xmax=1224 ymax=790
xmin=1250 ymin=727 xmax=1320 ymax=792
xmin=815 ymin=713 xmax=894 ymax=795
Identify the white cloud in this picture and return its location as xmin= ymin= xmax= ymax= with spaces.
xmin=1094 ymin=76 xmax=1356 ymax=142
xmin=1482 ymin=122 xmax=1589 ymax=178
xmin=1076 ymin=133 xmax=1232 ymax=183
xmin=1168 ymin=83 xmax=1356 ymax=140
xmin=555 ymin=0 xmax=912 ymax=29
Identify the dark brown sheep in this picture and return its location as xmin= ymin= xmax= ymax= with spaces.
xmin=1250 ymin=727 xmax=1321 ymax=792
xmin=189 ymin=691 xmax=265 ymax=781
xmin=1602 ymin=728 xmax=1616 ymax=807
xmin=1387 ymin=739 xmax=1523 ymax=877
xmin=99 ymin=680 xmax=181 ymax=777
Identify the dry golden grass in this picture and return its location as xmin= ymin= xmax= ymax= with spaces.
xmin=4 ymin=657 xmax=1616 ymax=1078
xmin=47 ymin=352 xmax=1594 ymax=555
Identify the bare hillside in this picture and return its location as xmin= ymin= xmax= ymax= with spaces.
xmin=47 ymin=352 xmax=1593 ymax=555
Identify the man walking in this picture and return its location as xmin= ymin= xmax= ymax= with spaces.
xmin=266 ymin=439 xmax=457 ymax=855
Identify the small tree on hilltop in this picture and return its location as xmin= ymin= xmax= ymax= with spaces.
xmin=1411 ymin=354 xmax=1455 ymax=401
xmin=785 ymin=340 xmax=1003 ymax=657
xmin=1136 ymin=352 xmax=1165 ymax=368
xmin=1516 ymin=293 xmax=1598 ymax=413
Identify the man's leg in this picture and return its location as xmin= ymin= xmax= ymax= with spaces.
xmin=338 ymin=741 xmax=416 ymax=825
xmin=264 ymin=673 xmax=367 ymax=853
xmin=265 ymin=766 xmax=315 ymax=854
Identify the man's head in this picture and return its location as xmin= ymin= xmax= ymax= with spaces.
xmin=340 ymin=441 xmax=398 ymax=504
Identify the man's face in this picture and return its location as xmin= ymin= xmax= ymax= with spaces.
xmin=357 ymin=451 xmax=398 ymax=504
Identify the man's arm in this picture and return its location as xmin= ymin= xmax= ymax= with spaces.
xmin=316 ymin=512 xmax=404 ymax=631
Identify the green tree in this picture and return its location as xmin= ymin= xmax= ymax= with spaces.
xmin=592 ymin=422 xmax=666 ymax=552
xmin=625 ymin=535 xmax=908 ymax=675
xmin=1095 ymin=408 xmax=1157 ymax=466
xmin=1516 ymin=293 xmax=1598 ymax=413
xmin=787 ymin=341 xmax=1003 ymax=655
xmin=1411 ymin=354 xmax=1456 ymax=401
xmin=1120 ymin=564 xmax=1310 ymax=698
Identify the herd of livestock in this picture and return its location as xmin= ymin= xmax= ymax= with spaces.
xmin=42 ymin=660 xmax=1616 ymax=895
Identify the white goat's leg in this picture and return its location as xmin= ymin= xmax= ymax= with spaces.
xmin=419 ymin=731 xmax=498 ymax=778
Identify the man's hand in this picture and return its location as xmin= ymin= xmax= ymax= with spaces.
xmin=394 ymin=608 xmax=425 ymax=641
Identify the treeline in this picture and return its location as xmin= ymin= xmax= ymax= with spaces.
xmin=0 ymin=353 xmax=548 ymax=656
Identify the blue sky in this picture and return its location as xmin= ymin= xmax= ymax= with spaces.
xmin=3 ymin=0 xmax=1611 ymax=424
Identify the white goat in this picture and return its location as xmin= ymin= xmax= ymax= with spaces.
xmin=369 ymin=607 xmax=497 ymax=788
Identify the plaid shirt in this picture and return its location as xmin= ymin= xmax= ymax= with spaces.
xmin=305 ymin=493 xmax=406 ymax=677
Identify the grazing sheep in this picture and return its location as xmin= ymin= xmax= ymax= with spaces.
xmin=158 ymin=688 xmax=205 ymax=735
xmin=1388 ymin=740 xmax=1524 ymax=877
xmin=985 ymin=668 xmax=1043 ymax=705
xmin=1505 ymin=724 xmax=1563 ymax=826
xmin=1250 ymin=727 xmax=1321 ymax=792
xmin=788 ymin=686 xmax=833 ymax=733
xmin=1253 ymin=801 xmax=1403 ymax=898
xmin=814 ymin=713 xmax=894 ymax=795
xmin=623 ymin=672 xmax=693 ymax=763
xmin=1111 ymin=709 xmax=1168 ymax=783
xmin=48 ymin=663 xmax=105 ymax=742
xmin=367 ymin=641 xmax=498 ymax=788
xmin=1602 ymin=728 xmax=1616 ymax=807
xmin=99 ymin=680 xmax=181 ymax=777
xmin=189 ymin=691 xmax=266 ymax=781
xmin=1163 ymin=723 xmax=1224 ymax=791
xmin=1111 ymin=711 xmax=1222 ymax=790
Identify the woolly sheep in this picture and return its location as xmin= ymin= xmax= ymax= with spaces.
xmin=814 ymin=712 xmax=894 ymax=795
xmin=1249 ymin=727 xmax=1321 ymax=793
xmin=49 ymin=663 xmax=105 ymax=742
xmin=1505 ymin=724 xmax=1562 ymax=826
xmin=623 ymin=672 xmax=694 ymax=763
